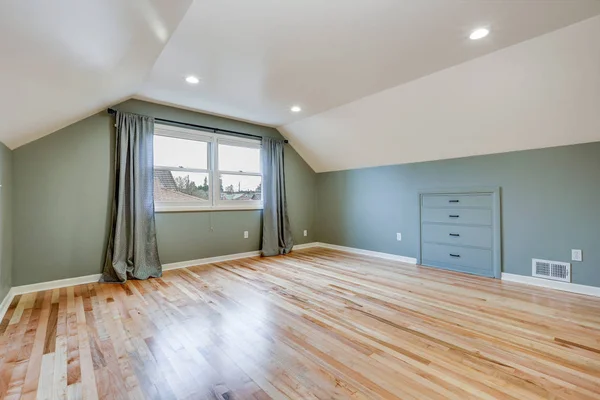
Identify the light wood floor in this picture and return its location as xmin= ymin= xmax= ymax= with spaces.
xmin=1 ymin=248 xmax=599 ymax=400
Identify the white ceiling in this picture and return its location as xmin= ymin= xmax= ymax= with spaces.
xmin=2 ymin=1 xmax=600 ymax=172
xmin=0 ymin=0 xmax=192 ymax=149
xmin=139 ymin=0 xmax=600 ymax=127
xmin=280 ymin=15 xmax=600 ymax=172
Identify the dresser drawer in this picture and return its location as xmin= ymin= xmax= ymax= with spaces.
xmin=421 ymin=208 xmax=492 ymax=226
xmin=422 ymin=224 xmax=492 ymax=248
xmin=422 ymin=194 xmax=492 ymax=209
xmin=422 ymin=243 xmax=493 ymax=276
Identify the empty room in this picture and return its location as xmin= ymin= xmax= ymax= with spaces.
xmin=1 ymin=1 xmax=600 ymax=399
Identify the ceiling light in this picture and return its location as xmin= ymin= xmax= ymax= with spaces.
xmin=185 ymin=76 xmax=200 ymax=84
xmin=291 ymin=105 xmax=302 ymax=113
xmin=469 ymin=28 xmax=489 ymax=40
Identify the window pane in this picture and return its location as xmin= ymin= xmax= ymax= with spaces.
xmin=154 ymin=136 xmax=208 ymax=169
xmin=220 ymin=174 xmax=261 ymax=201
xmin=218 ymin=144 xmax=260 ymax=173
xmin=154 ymin=170 xmax=210 ymax=202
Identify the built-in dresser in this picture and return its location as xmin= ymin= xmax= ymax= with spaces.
xmin=418 ymin=188 xmax=501 ymax=278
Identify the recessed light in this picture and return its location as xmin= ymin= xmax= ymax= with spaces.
xmin=291 ymin=105 xmax=302 ymax=113
xmin=185 ymin=76 xmax=200 ymax=84
xmin=469 ymin=28 xmax=489 ymax=40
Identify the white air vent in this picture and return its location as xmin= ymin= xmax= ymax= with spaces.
xmin=532 ymin=259 xmax=571 ymax=282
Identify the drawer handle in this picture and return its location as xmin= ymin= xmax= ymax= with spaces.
xmin=449 ymin=254 xmax=461 ymax=258
xmin=449 ymin=233 xmax=460 ymax=237
xmin=449 ymin=199 xmax=459 ymax=203
xmin=449 ymin=215 xmax=460 ymax=218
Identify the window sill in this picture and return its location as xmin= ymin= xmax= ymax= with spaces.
xmin=154 ymin=205 xmax=263 ymax=213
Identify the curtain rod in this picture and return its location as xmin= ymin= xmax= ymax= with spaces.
xmin=107 ymin=108 xmax=288 ymax=143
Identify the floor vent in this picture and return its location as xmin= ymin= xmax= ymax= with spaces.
xmin=532 ymin=259 xmax=571 ymax=282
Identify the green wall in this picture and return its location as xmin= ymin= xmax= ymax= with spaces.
xmin=316 ymin=142 xmax=600 ymax=287
xmin=12 ymin=99 xmax=316 ymax=286
xmin=11 ymin=98 xmax=600 ymax=289
xmin=0 ymin=143 xmax=12 ymax=304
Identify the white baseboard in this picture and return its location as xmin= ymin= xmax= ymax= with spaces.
xmin=162 ymin=242 xmax=320 ymax=271
xmin=314 ymin=242 xmax=417 ymax=264
xmin=12 ymin=274 xmax=102 ymax=296
xmin=0 ymin=288 xmax=15 ymax=322
xmin=502 ymin=273 xmax=600 ymax=298
xmin=292 ymin=242 xmax=320 ymax=250
xmin=162 ymin=250 xmax=261 ymax=271
xmin=2 ymin=274 xmax=104 ymax=319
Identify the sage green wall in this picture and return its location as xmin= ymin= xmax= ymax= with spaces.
xmin=316 ymin=142 xmax=600 ymax=287
xmin=13 ymin=99 xmax=316 ymax=286
xmin=0 ymin=143 xmax=12 ymax=304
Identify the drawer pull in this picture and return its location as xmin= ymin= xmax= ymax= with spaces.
xmin=449 ymin=233 xmax=460 ymax=237
xmin=449 ymin=199 xmax=459 ymax=203
xmin=449 ymin=254 xmax=461 ymax=258
xmin=449 ymin=215 xmax=460 ymax=218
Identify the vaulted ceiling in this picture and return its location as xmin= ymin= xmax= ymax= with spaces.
xmin=2 ymin=1 xmax=600 ymax=171
xmin=0 ymin=0 xmax=193 ymax=148
xmin=281 ymin=15 xmax=600 ymax=172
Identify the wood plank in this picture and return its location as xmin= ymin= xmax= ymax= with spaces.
xmin=1 ymin=248 xmax=599 ymax=399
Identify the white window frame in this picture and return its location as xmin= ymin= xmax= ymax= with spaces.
xmin=153 ymin=123 xmax=263 ymax=212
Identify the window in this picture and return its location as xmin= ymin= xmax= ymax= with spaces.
xmin=153 ymin=124 xmax=262 ymax=212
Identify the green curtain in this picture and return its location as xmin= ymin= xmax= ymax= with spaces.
xmin=261 ymin=137 xmax=293 ymax=256
xmin=101 ymin=111 xmax=161 ymax=282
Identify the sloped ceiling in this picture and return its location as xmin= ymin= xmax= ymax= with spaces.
xmin=279 ymin=15 xmax=600 ymax=172
xmin=0 ymin=0 xmax=192 ymax=149
xmin=139 ymin=0 xmax=600 ymax=128
xmin=2 ymin=0 xmax=600 ymax=169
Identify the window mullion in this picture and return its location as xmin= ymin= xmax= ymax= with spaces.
xmin=210 ymin=137 xmax=218 ymax=206
xmin=154 ymin=166 xmax=209 ymax=174
xmin=217 ymin=170 xmax=261 ymax=177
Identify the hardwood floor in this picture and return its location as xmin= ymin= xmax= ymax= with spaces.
xmin=1 ymin=248 xmax=599 ymax=399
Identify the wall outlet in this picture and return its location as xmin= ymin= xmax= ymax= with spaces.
xmin=396 ymin=233 xmax=402 ymax=241
xmin=303 ymin=230 xmax=308 ymax=237
xmin=243 ymin=231 xmax=249 ymax=239
xmin=571 ymin=249 xmax=582 ymax=262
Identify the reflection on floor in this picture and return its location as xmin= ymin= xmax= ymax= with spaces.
xmin=1 ymin=247 xmax=599 ymax=399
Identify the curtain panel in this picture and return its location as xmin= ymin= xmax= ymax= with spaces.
xmin=261 ymin=137 xmax=293 ymax=256
xmin=101 ymin=111 xmax=162 ymax=283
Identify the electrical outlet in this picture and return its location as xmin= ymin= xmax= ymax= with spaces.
xmin=303 ymin=230 xmax=308 ymax=237
xmin=396 ymin=233 xmax=402 ymax=241
xmin=243 ymin=231 xmax=249 ymax=239
xmin=571 ymin=249 xmax=582 ymax=262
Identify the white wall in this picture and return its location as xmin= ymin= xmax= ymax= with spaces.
xmin=280 ymin=16 xmax=600 ymax=172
